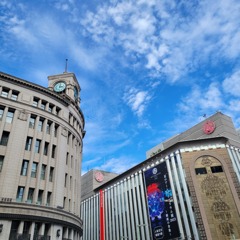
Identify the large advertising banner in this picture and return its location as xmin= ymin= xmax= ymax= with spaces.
xmin=144 ymin=161 xmax=180 ymax=240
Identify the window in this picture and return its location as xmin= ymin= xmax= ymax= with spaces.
xmin=46 ymin=121 xmax=51 ymax=134
xmin=195 ymin=167 xmax=207 ymax=175
xmin=48 ymin=104 xmax=53 ymax=113
xmin=16 ymin=186 xmax=25 ymax=202
xmin=29 ymin=115 xmax=36 ymax=128
xmin=64 ymin=174 xmax=68 ymax=187
xmin=0 ymin=107 xmax=4 ymax=120
xmin=63 ymin=197 xmax=66 ymax=208
xmin=0 ymin=131 xmax=10 ymax=146
xmin=27 ymin=188 xmax=34 ymax=203
xmin=0 ymin=155 xmax=4 ymax=172
xmin=47 ymin=192 xmax=51 ymax=206
xmin=43 ymin=142 xmax=49 ymax=155
xmin=54 ymin=125 xmax=58 ymax=137
xmin=11 ymin=91 xmax=19 ymax=101
xmin=211 ymin=166 xmax=223 ymax=173
xmin=37 ymin=190 xmax=43 ymax=204
xmin=70 ymin=176 xmax=72 ymax=190
xmin=66 ymin=152 xmax=69 ymax=165
xmin=67 ymin=133 xmax=71 ymax=144
xmin=37 ymin=118 xmax=44 ymax=132
xmin=32 ymin=97 xmax=39 ymax=107
xmin=40 ymin=101 xmax=47 ymax=110
xmin=23 ymin=222 xmax=31 ymax=234
xmin=49 ymin=167 xmax=54 ymax=182
xmin=20 ymin=160 xmax=29 ymax=176
xmin=6 ymin=110 xmax=14 ymax=123
xmin=25 ymin=137 xmax=33 ymax=151
xmin=56 ymin=107 xmax=61 ymax=116
xmin=1 ymin=88 xmax=9 ymax=98
xmin=35 ymin=139 xmax=41 ymax=153
xmin=31 ymin=162 xmax=38 ymax=178
xmin=51 ymin=145 xmax=56 ymax=158
xmin=41 ymin=164 xmax=46 ymax=180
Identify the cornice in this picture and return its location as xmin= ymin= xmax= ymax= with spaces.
xmin=0 ymin=71 xmax=69 ymax=106
xmin=0 ymin=71 xmax=85 ymax=125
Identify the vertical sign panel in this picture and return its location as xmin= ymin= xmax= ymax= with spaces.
xmin=99 ymin=189 xmax=105 ymax=240
xmin=144 ymin=161 xmax=180 ymax=240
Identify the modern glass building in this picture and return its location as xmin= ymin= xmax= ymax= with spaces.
xmin=0 ymin=71 xmax=85 ymax=239
xmin=80 ymin=112 xmax=240 ymax=240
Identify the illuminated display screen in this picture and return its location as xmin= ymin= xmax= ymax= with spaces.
xmin=144 ymin=161 xmax=180 ymax=240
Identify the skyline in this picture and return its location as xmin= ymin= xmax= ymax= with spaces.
xmin=1 ymin=0 xmax=240 ymax=174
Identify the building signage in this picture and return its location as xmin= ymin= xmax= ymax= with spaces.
xmin=144 ymin=161 xmax=180 ymax=240
xmin=203 ymin=120 xmax=215 ymax=134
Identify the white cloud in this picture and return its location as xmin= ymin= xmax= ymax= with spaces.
xmin=96 ymin=156 xmax=139 ymax=174
xmin=228 ymin=100 xmax=240 ymax=112
xmin=80 ymin=0 xmax=240 ymax=82
xmin=168 ymin=79 xmax=240 ymax=134
xmin=123 ymin=87 xmax=152 ymax=117
xmin=179 ymin=82 xmax=223 ymax=113
xmin=137 ymin=119 xmax=151 ymax=129
xmin=55 ymin=2 xmax=70 ymax=11
xmin=222 ymin=70 xmax=240 ymax=97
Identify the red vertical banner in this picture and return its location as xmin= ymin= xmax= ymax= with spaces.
xmin=99 ymin=189 xmax=105 ymax=240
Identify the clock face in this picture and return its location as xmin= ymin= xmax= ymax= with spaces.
xmin=54 ymin=81 xmax=66 ymax=92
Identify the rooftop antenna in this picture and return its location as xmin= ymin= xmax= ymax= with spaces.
xmin=64 ymin=59 xmax=68 ymax=73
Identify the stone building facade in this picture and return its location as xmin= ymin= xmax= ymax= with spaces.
xmin=0 ymin=71 xmax=85 ymax=239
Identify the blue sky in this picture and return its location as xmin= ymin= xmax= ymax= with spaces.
xmin=1 ymin=0 xmax=240 ymax=174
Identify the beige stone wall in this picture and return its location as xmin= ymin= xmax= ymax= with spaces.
xmin=182 ymin=149 xmax=240 ymax=240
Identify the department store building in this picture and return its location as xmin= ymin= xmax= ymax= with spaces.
xmin=81 ymin=112 xmax=240 ymax=240
xmin=0 ymin=71 xmax=85 ymax=239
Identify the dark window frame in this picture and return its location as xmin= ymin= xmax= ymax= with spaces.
xmin=195 ymin=167 xmax=207 ymax=175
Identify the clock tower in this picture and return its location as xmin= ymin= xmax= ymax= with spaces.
xmin=48 ymin=72 xmax=81 ymax=105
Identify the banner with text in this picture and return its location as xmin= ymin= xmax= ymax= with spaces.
xmin=144 ymin=161 xmax=180 ymax=240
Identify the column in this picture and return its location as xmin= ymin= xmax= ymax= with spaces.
xmin=29 ymin=222 xmax=35 ymax=240
xmin=63 ymin=227 xmax=68 ymax=239
xmin=39 ymin=223 xmax=45 ymax=237
xmin=69 ymin=228 xmax=74 ymax=240
xmin=17 ymin=221 xmax=24 ymax=235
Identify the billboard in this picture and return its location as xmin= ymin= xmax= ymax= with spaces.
xmin=144 ymin=161 xmax=180 ymax=240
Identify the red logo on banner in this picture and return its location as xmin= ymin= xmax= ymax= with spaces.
xmin=203 ymin=120 xmax=215 ymax=134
